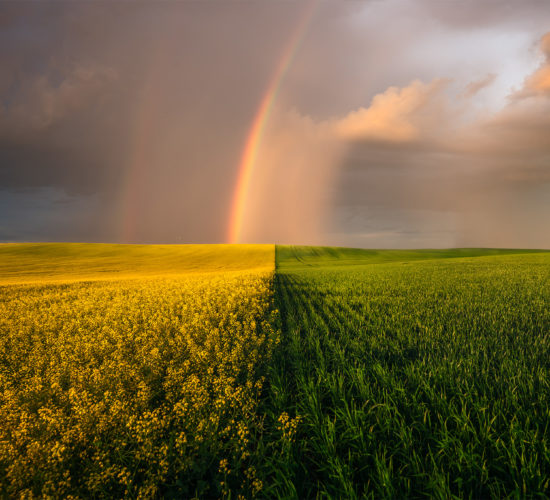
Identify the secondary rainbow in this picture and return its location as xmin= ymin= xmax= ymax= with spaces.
xmin=228 ymin=0 xmax=318 ymax=244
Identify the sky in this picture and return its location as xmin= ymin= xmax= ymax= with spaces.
xmin=1 ymin=0 xmax=549 ymax=248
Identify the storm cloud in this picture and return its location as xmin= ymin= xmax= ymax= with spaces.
xmin=1 ymin=0 xmax=549 ymax=247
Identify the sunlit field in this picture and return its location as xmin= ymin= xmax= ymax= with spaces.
xmin=1 ymin=244 xmax=549 ymax=497
xmin=0 ymin=244 xmax=278 ymax=497
xmin=0 ymin=243 xmax=274 ymax=284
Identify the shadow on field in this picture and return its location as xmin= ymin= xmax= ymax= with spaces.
xmin=254 ymin=248 xmax=550 ymax=499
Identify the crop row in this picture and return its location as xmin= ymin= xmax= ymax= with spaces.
xmin=267 ymin=253 xmax=550 ymax=498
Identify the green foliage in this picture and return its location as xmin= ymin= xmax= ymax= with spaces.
xmin=276 ymin=245 xmax=547 ymax=270
xmin=262 ymin=248 xmax=550 ymax=498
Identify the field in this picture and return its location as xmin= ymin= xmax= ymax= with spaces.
xmin=269 ymin=247 xmax=550 ymax=498
xmin=0 ymin=243 xmax=274 ymax=284
xmin=0 ymin=244 xmax=277 ymax=498
xmin=1 ymin=244 xmax=549 ymax=497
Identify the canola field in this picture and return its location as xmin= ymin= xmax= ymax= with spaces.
xmin=1 ymin=243 xmax=549 ymax=498
xmin=0 ymin=243 xmax=273 ymax=284
xmin=0 ymin=244 xmax=277 ymax=498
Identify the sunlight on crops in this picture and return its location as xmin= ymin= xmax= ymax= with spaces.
xmin=0 ymin=245 xmax=278 ymax=497
xmin=0 ymin=243 xmax=274 ymax=284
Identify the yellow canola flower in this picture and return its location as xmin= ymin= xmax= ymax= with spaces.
xmin=0 ymin=257 xmax=278 ymax=498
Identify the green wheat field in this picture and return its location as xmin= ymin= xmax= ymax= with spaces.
xmin=1 ymin=243 xmax=549 ymax=498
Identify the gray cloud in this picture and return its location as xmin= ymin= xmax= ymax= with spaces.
xmin=246 ymin=28 xmax=550 ymax=248
xmin=417 ymin=0 xmax=550 ymax=30
xmin=0 ymin=1 xmax=549 ymax=247
xmin=0 ymin=2 xmax=308 ymax=242
xmin=0 ymin=64 xmax=116 ymax=136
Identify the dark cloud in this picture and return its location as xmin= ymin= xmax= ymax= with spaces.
xmin=417 ymin=0 xmax=550 ymax=30
xmin=0 ymin=1 xmax=308 ymax=242
xmin=0 ymin=1 xmax=549 ymax=246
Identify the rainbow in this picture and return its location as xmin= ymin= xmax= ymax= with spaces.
xmin=227 ymin=0 xmax=318 ymax=244
xmin=118 ymin=33 xmax=170 ymax=243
